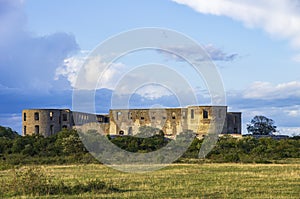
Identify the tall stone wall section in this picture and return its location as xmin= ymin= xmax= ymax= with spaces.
xmin=22 ymin=109 xmax=72 ymax=137
xmin=109 ymin=106 xmax=229 ymax=136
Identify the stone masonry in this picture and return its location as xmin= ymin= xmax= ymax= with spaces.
xmin=22 ymin=106 xmax=241 ymax=137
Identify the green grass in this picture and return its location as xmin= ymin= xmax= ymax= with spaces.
xmin=0 ymin=163 xmax=299 ymax=198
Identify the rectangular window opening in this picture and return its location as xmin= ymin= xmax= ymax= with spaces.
xmin=35 ymin=125 xmax=39 ymax=134
xmin=116 ymin=112 xmax=121 ymax=120
xmin=62 ymin=114 xmax=68 ymax=121
xmin=234 ymin=116 xmax=237 ymax=124
xmin=182 ymin=111 xmax=186 ymax=119
xmin=191 ymin=109 xmax=194 ymax=119
xmin=203 ymin=110 xmax=208 ymax=119
xmin=128 ymin=112 xmax=132 ymax=120
xmin=50 ymin=112 xmax=53 ymax=120
xmin=34 ymin=112 xmax=39 ymax=121
xmin=50 ymin=125 xmax=54 ymax=135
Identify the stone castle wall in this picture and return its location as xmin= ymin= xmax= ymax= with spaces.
xmin=22 ymin=106 xmax=241 ymax=137
xmin=108 ymin=106 xmax=236 ymax=136
xmin=22 ymin=109 xmax=72 ymax=137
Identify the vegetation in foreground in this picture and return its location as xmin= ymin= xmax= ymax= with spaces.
xmin=0 ymin=166 xmax=119 ymax=197
xmin=0 ymin=163 xmax=299 ymax=198
xmin=0 ymin=125 xmax=299 ymax=198
xmin=0 ymin=126 xmax=300 ymax=168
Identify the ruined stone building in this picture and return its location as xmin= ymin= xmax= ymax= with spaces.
xmin=22 ymin=106 xmax=241 ymax=137
xmin=22 ymin=109 xmax=108 ymax=137
xmin=22 ymin=109 xmax=73 ymax=137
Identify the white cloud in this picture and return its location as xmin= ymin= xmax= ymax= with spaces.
xmin=228 ymin=82 xmax=300 ymax=134
xmin=172 ymin=0 xmax=300 ymax=57
xmin=243 ymin=81 xmax=300 ymax=100
xmin=135 ymin=84 xmax=173 ymax=100
xmin=55 ymin=51 xmax=89 ymax=88
xmin=286 ymin=110 xmax=300 ymax=117
xmin=278 ymin=127 xmax=300 ymax=136
xmin=55 ymin=52 xmax=127 ymax=90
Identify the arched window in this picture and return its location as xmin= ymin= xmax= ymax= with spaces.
xmin=172 ymin=112 xmax=176 ymax=120
xmin=116 ymin=112 xmax=121 ymax=120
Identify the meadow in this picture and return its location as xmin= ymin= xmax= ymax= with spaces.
xmin=0 ymin=163 xmax=299 ymax=198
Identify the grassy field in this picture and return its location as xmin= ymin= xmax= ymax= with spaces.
xmin=0 ymin=163 xmax=299 ymax=198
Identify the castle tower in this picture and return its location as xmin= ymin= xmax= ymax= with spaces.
xmin=22 ymin=109 xmax=73 ymax=137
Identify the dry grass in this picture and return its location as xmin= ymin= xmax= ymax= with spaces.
xmin=1 ymin=163 xmax=299 ymax=198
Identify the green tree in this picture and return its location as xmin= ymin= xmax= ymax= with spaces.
xmin=247 ymin=115 xmax=277 ymax=135
xmin=0 ymin=126 xmax=19 ymax=139
xmin=55 ymin=129 xmax=86 ymax=155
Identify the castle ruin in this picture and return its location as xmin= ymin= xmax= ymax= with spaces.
xmin=22 ymin=106 xmax=241 ymax=137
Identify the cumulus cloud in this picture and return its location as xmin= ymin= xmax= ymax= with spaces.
xmin=0 ymin=0 xmax=79 ymax=90
xmin=55 ymin=51 xmax=89 ymax=88
xmin=286 ymin=109 xmax=300 ymax=117
xmin=243 ymin=81 xmax=300 ymax=100
xmin=55 ymin=52 xmax=127 ymax=90
xmin=226 ymin=80 xmax=300 ymax=135
xmin=279 ymin=127 xmax=300 ymax=136
xmin=134 ymin=84 xmax=174 ymax=100
xmin=172 ymin=0 xmax=300 ymax=61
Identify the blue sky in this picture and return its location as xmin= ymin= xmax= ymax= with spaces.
xmin=1 ymin=0 xmax=300 ymax=135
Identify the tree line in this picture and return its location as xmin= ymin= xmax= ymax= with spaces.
xmin=0 ymin=125 xmax=299 ymax=168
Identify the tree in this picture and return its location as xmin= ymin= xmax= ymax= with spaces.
xmin=55 ymin=129 xmax=86 ymax=155
xmin=0 ymin=126 xmax=19 ymax=139
xmin=247 ymin=115 xmax=277 ymax=135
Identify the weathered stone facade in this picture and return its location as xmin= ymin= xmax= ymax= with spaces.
xmin=109 ymin=106 xmax=241 ymax=137
xmin=22 ymin=109 xmax=109 ymax=137
xmin=22 ymin=109 xmax=73 ymax=137
xmin=22 ymin=106 xmax=241 ymax=137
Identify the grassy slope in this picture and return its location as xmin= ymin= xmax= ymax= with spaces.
xmin=1 ymin=163 xmax=299 ymax=198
